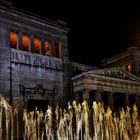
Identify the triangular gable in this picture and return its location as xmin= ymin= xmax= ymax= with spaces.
xmin=86 ymin=67 xmax=140 ymax=82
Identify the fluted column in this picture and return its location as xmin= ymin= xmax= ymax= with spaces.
xmin=108 ymin=93 xmax=114 ymax=110
xmin=40 ymin=39 xmax=45 ymax=55
xmin=30 ymin=35 xmax=34 ymax=53
xmin=18 ymin=32 xmax=22 ymax=50
xmin=83 ymin=89 xmax=90 ymax=102
xmin=123 ymin=94 xmax=129 ymax=107
xmin=95 ymin=91 xmax=102 ymax=103
xmin=134 ymin=95 xmax=138 ymax=106
xmin=51 ymin=40 xmax=55 ymax=57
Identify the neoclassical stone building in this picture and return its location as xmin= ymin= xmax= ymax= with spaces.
xmin=0 ymin=1 xmax=140 ymax=111
xmin=72 ymin=46 xmax=140 ymax=111
xmin=72 ymin=67 xmax=140 ymax=111
xmin=0 ymin=1 xmax=93 ymax=109
xmin=0 ymin=1 xmax=70 ymax=108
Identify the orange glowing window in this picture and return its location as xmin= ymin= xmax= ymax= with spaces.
xmin=34 ymin=37 xmax=40 ymax=53
xmin=22 ymin=34 xmax=29 ymax=51
xmin=10 ymin=31 xmax=18 ymax=49
xmin=44 ymin=40 xmax=51 ymax=56
xmin=55 ymin=42 xmax=61 ymax=58
xmin=127 ymin=64 xmax=132 ymax=72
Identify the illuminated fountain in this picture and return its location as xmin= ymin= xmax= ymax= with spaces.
xmin=0 ymin=96 xmax=140 ymax=139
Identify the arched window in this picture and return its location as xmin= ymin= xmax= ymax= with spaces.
xmin=55 ymin=42 xmax=61 ymax=58
xmin=22 ymin=34 xmax=30 ymax=51
xmin=10 ymin=31 xmax=18 ymax=49
xmin=44 ymin=40 xmax=51 ymax=56
xmin=34 ymin=37 xmax=40 ymax=54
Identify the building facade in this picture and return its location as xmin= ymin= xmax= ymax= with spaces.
xmin=72 ymin=46 xmax=140 ymax=111
xmin=0 ymin=1 xmax=94 ymax=109
xmin=0 ymin=1 xmax=71 ymax=108
xmin=0 ymin=1 xmax=140 ymax=111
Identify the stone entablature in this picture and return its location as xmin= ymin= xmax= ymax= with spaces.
xmin=86 ymin=67 xmax=140 ymax=81
xmin=101 ymin=47 xmax=138 ymax=67
xmin=11 ymin=48 xmax=62 ymax=70
xmin=0 ymin=5 xmax=69 ymax=34
xmin=70 ymin=61 xmax=95 ymax=72
xmin=72 ymin=68 xmax=140 ymax=94
xmin=101 ymin=46 xmax=140 ymax=76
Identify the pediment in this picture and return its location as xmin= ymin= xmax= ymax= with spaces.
xmin=86 ymin=67 xmax=140 ymax=82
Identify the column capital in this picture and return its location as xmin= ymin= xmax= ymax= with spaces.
xmin=83 ymin=88 xmax=91 ymax=93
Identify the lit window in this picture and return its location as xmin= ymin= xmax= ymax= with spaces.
xmin=127 ymin=64 xmax=132 ymax=72
xmin=44 ymin=40 xmax=51 ymax=56
xmin=34 ymin=37 xmax=40 ymax=53
xmin=10 ymin=31 xmax=18 ymax=49
xmin=22 ymin=34 xmax=29 ymax=51
xmin=55 ymin=42 xmax=61 ymax=58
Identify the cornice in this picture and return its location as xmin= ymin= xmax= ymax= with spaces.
xmin=0 ymin=6 xmax=69 ymax=35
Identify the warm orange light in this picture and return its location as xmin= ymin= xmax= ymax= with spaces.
xmin=44 ymin=40 xmax=51 ymax=56
xmin=127 ymin=64 xmax=132 ymax=72
xmin=22 ymin=34 xmax=29 ymax=51
xmin=34 ymin=37 xmax=40 ymax=53
xmin=10 ymin=31 xmax=17 ymax=48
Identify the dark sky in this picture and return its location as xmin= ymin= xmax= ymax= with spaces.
xmin=9 ymin=1 xmax=140 ymax=66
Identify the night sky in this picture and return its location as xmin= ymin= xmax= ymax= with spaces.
xmin=8 ymin=1 xmax=140 ymax=66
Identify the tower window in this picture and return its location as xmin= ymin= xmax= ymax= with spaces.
xmin=10 ymin=31 xmax=18 ymax=49
xmin=34 ymin=37 xmax=41 ymax=54
xmin=44 ymin=40 xmax=51 ymax=56
xmin=55 ymin=42 xmax=61 ymax=58
xmin=22 ymin=34 xmax=30 ymax=51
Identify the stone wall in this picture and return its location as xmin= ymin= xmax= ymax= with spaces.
xmin=11 ymin=49 xmax=63 ymax=103
xmin=0 ymin=47 xmax=10 ymax=97
xmin=0 ymin=4 xmax=70 ymax=107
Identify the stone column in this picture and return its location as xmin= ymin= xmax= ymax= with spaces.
xmin=108 ymin=93 xmax=114 ymax=110
xmin=95 ymin=91 xmax=102 ymax=103
xmin=123 ymin=94 xmax=129 ymax=107
xmin=30 ymin=35 xmax=34 ymax=53
xmin=83 ymin=89 xmax=90 ymax=102
xmin=134 ymin=94 xmax=138 ymax=106
xmin=18 ymin=32 xmax=22 ymax=50
xmin=73 ymin=92 xmax=79 ymax=102
xmin=51 ymin=40 xmax=55 ymax=57
xmin=40 ymin=39 xmax=45 ymax=55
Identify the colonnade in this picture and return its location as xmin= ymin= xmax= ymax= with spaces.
xmin=10 ymin=31 xmax=61 ymax=58
xmin=74 ymin=89 xmax=139 ymax=112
